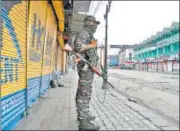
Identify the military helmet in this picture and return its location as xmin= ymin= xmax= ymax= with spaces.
xmin=84 ymin=15 xmax=100 ymax=25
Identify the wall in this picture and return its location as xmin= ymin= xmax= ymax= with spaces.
xmin=134 ymin=24 xmax=179 ymax=73
xmin=0 ymin=1 xmax=65 ymax=130
xmin=97 ymin=48 xmax=105 ymax=67
xmin=135 ymin=27 xmax=179 ymax=61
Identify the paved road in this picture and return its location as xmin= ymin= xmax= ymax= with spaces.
xmin=108 ymin=69 xmax=179 ymax=83
xmin=106 ymin=69 xmax=179 ymax=123
xmin=16 ymin=70 xmax=179 ymax=130
xmin=108 ymin=69 xmax=179 ymax=94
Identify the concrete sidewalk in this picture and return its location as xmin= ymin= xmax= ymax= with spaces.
xmin=16 ymin=70 xmax=179 ymax=130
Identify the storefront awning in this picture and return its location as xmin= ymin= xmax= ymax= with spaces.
xmin=52 ymin=1 xmax=65 ymax=32
xmin=70 ymin=12 xmax=88 ymax=35
xmin=73 ymin=1 xmax=91 ymax=12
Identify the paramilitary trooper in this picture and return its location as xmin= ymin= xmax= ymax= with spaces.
xmin=74 ymin=15 xmax=100 ymax=130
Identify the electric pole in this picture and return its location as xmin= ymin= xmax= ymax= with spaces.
xmin=102 ymin=1 xmax=112 ymax=89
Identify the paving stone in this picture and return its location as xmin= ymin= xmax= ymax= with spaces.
xmin=121 ymin=127 xmax=134 ymax=130
xmin=102 ymin=119 xmax=110 ymax=124
xmin=130 ymin=125 xmax=142 ymax=130
xmin=123 ymin=116 xmax=131 ymax=121
xmin=96 ymin=121 xmax=104 ymax=126
xmin=150 ymin=118 xmax=175 ymax=127
xmin=16 ymin=71 xmax=179 ymax=131
xmin=106 ymin=127 xmax=116 ymax=130
xmin=135 ymin=127 xmax=151 ymax=130
xmin=139 ymin=110 xmax=160 ymax=119
xmin=120 ymin=122 xmax=130 ymax=128
xmin=114 ymin=121 xmax=121 ymax=126
xmin=105 ymin=123 xmax=114 ymax=128
xmin=127 ymin=120 xmax=139 ymax=127
xmin=136 ymin=115 xmax=146 ymax=120
xmin=95 ymin=117 xmax=101 ymax=122
xmin=99 ymin=127 xmax=106 ymax=130
xmin=141 ymin=119 xmax=153 ymax=125
xmin=138 ymin=122 xmax=148 ymax=128
xmin=138 ymin=127 xmax=151 ymax=130
xmin=147 ymin=124 xmax=160 ymax=130
xmin=69 ymin=123 xmax=78 ymax=130
xmin=116 ymin=125 xmax=124 ymax=130
xmin=161 ymin=126 xmax=179 ymax=130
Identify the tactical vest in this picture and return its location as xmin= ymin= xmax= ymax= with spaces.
xmin=73 ymin=29 xmax=99 ymax=66
xmin=85 ymin=29 xmax=99 ymax=66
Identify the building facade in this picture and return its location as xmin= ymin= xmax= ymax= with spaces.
xmin=119 ymin=48 xmax=134 ymax=63
xmin=0 ymin=0 xmax=74 ymax=130
xmin=118 ymin=48 xmax=135 ymax=69
xmin=134 ymin=22 xmax=179 ymax=72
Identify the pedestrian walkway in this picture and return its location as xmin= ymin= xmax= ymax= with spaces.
xmin=16 ymin=69 xmax=179 ymax=130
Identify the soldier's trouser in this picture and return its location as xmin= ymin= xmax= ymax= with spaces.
xmin=76 ymin=65 xmax=94 ymax=122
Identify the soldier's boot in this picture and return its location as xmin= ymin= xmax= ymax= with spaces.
xmin=87 ymin=114 xmax=95 ymax=121
xmin=78 ymin=114 xmax=95 ymax=121
xmin=79 ymin=120 xmax=100 ymax=131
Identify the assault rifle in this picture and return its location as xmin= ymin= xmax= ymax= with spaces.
xmin=63 ymin=47 xmax=115 ymax=89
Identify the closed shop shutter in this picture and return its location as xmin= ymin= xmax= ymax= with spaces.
xmin=62 ymin=51 xmax=67 ymax=74
xmin=155 ymin=62 xmax=158 ymax=71
xmin=172 ymin=60 xmax=179 ymax=72
xmin=148 ymin=63 xmax=152 ymax=71
xmin=50 ymin=43 xmax=58 ymax=81
xmin=57 ymin=45 xmax=63 ymax=74
xmin=54 ymin=43 xmax=58 ymax=71
xmin=158 ymin=62 xmax=162 ymax=72
xmin=163 ymin=61 xmax=168 ymax=72
xmin=40 ymin=3 xmax=57 ymax=95
xmin=1 ymin=1 xmax=27 ymax=130
xmin=27 ymin=1 xmax=48 ymax=107
xmin=153 ymin=62 xmax=156 ymax=71
xmin=167 ymin=61 xmax=172 ymax=72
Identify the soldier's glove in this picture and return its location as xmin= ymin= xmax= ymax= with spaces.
xmin=63 ymin=44 xmax=72 ymax=51
xmin=75 ymin=57 xmax=81 ymax=63
xmin=88 ymin=39 xmax=97 ymax=49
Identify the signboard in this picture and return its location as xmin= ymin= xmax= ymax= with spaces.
xmin=160 ymin=55 xmax=170 ymax=61
xmin=169 ymin=54 xmax=175 ymax=60
xmin=157 ymin=34 xmax=179 ymax=47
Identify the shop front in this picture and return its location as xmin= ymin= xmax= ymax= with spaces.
xmin=172 ymin=53 xmax=179 ymax=72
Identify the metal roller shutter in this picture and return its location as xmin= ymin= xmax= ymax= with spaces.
xmin=27 ymin=1 xmax=48 ymax=107
xmin=57 ymin=45 xmax=63 ymax=74
xmin=167 ymin=61 xmax=172 ymax=71
xmin=1 ymin=1 xmax=27 ymax=130
xmin=62 ymin=51 xmax=67 ymax=74
xmin=50 ymin=43 xmax=58 ymax=82
xmin=40 ymin=3 xmax=57 ymax=95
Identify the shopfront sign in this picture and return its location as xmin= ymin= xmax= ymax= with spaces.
xmin=169 ymin=54 xmax=175 ymax=60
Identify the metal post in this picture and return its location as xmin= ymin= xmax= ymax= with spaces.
xmin=104 ymin=4 xmax=108 ymax=83
xmin=102 ymin=1 xmax=112 ymax=89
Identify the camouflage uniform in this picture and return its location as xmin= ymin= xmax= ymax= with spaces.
xmin=74 ymin=16 xmax=100 ymax=130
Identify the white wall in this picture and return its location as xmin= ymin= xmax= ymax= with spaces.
xmin=88 ymin=1 xmax=108 ymax=51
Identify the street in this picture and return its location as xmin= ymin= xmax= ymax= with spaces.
xmin=106 ymin=69 xmax=179 ymax=123
xmin=16 ymin=69 xmax=179 ymax=130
